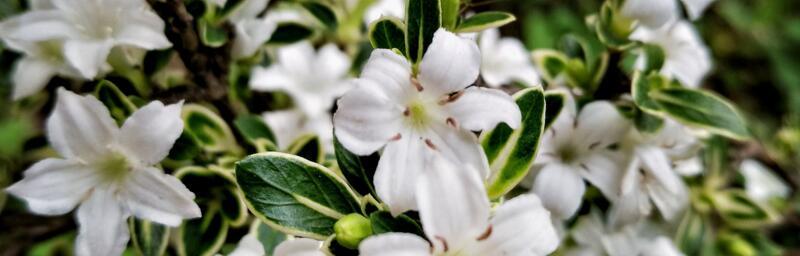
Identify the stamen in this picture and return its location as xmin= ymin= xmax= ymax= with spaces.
xmin=446 ymin=117 xmax=458 ymax=128
xmin=390 ymin=133 xmax=402 ymax=141
xmin=411 ymin=77 xmax=424 ymax=92
xmin=476 ymin=225 xmax=493 ymax=241
xmin=424 ymin=139 xmax=437 ymax=150
xmin=438 ymin=90 xmax=465 ymax=105
xmin=403 ymin=107 xmax=410 ymax=116
xmin=434 ymin=236 xmax=449 ymax=252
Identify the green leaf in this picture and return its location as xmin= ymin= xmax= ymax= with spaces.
xmin=182 ymin=104 xmax=240 ymax=153
xmin=253 ymin=221 xmax=287 ymax=255
xmin=178 ymin=207 xmax=229 ymax=256
xmin=675 ymin=210 xmax=716 ymax=256
xmin=631 ymin=70 xmax=669 ymax=114
xmin=640 ymin=44 xmax=665 ymax=73
xmin=301 ymin=1 xmax=338 ymax=30
xmin=334 ymin=136 xmax=379 ymax=199
xmin=94 ymin=80 xmax=137 ymax=126
xmin=234 ymin=114 xmax=278 ymax=152
xmin=532 ymin=50 xmax=568 ymax=85
xmin=633 ymin=108 xmax=665 ymax=134
xmin=456 ymin=11 xmax=516 ymax=33
xmin=649 ymin=87 xmax=750 ymax=140
xmin=440 ymin=0 xmax=459 ymax=29
xmin=543 ymin=91 xmax=565 ymax=129
xmin=175 ymin=166 xmax=249 ymax=226
xmin=198 ymin=19 xmax=228 ymax=47
xmin=482 ymin=88 xmax=547 ymax=199
xmin=713 ymin=189 xmax=778 ymax=229
xmin=368 ymin=211 xmax=424 ymax=236
xmin=593 ymin=1 xmax=634 ymax=49
xmin=167 ymin=132 xmax=202 ymax=160
xmin=130 ymin=219 xmax=170 ymax=256
xmin=287 ymin=134 xmax=324 ymax=163
xmin=368 ymin=17 xmax=407 ymax=53
xmin=267 ymin=23 xmax=314 ymax=45
xmin=405 ymin=0 xmax=441 ymax=63
xmin=142 ymin=49 xmax=173 ymax=76
xmin=235 ymin=152 xmax=363 ymax=239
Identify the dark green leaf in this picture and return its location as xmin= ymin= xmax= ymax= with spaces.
xmin=593 ymin=1 xmax=634 ymax=49
xmin=301 ymin=1 xmax=338 ymax=30
xmin=236 ymin=152 xmax=363 ymax=239
xmin=287 ymin=134 xmax=324 ymax=163
xmin=675 ymin=210 xmax=716 ymax=256
xmin=253 ymin=221 xmax=287 ymax=256
xmin=405 ymin=0 xmax=441 ymax=63
xmin=334 ymin=136 xmax=379 ymax=199
xmin=130 ymin=219 xmax=170 ymax=256
xmin=532 ymin=50 xmax=568 ymax=85
xmin=456 ymin=11 xmax=516 ymax=33
xmin=368 ymin=211 xmax=424 ymax=236
xmin=198 ymin=19 xmax=229 ymax=47
xmin=543 ymin=91 xmax=565 ymax=129
xmin=267 ymin=23 xmax=314 ymax=45
xmin=640 ymin=44 xmax=665 ymax=73
xmin=175 ymin=167 xmax=248 ymax=226
xmin=182 ymin=104 xmax=240 ymax=153
xmin=94 ymin=80 xmax=137 ymax=126
xmin=650 ymin=87 xmax=750 ymax=140
xmin=234 ymin=114 xmax=278 ymax=151
xmin=631 ymin=71 xmax=668 ymax=113
xmin=633 ymin=108 xmax=665 ymax=133
xmin=440 ymin=0 xmax=459 ymax=29
xmin=368 ymin=17 xmax=407 ymax=53
xmin=167 ymin=132 xmax=202 ymax=160
xmin=713 ymin=189 xmax=778 ymax=229
xmin=178 ymin=207 xmax=229 ymax=256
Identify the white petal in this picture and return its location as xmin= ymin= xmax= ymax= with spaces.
xmin=640 ymin=236 xmax=684 ymax=256
xmin=416 ymin=155 xmax=489 ymax=252
xmin=63 ymin=39 xmax=113 ymax=79
xmin=620 ymin=0 xmax=677 ymax=28
xmin=571 ymin=212 xmax=605 ymax=250
xmin=228 ymin=234 xmax=265 ymax=256
xmin=12 ymin=57 xmax=56 ymax=100
xmin=233 ymin=18 xmax=276 ymax=58
xmin=418 ymin=29 xmax=481 ymax=95
xmin=114 ymin=11 xmax=172 ymax=50
xmin=333 ymin=79 xmax=404 ymax=155
xmin=5 ymin=158 xmax=100 ymax=215
xmin=577 ymin=151 xmax=623 ymax=201
xmin=373 ymin=134 xmax=428 ymax=216
xmin=609 ymin=185 xmax=651 ymax=228
xmin=274 ymin=238 xmax=324 ymax=256
xmin=75 ymin=187 xmax=130 ymax=256
xmin=47 ymin=88 xmax=119 ymax=163
xmin=443 ymin=87 xmax=521 ymax=131
xmin=674 ymin=156 xmax=703 ymax=177
xmin=315 ymin=43 xmax=351 ymax=83
xmin=117 ymin=100 xmax=184 ymax=166
xmin=480 ymin=28 xmax=540 ymax=87
xmin=646 ymin=177 xmax=688 ymax=221
xmin=250 ymin=65 xmax=295 ymax=91
xmin=635 ymin=146 xmax=680 ymax=194
xmin=426 ymin=123 xmax=491 ymax=178
xmin=630 ymin=21 xmax=711 ymax=88
xmin=574 ymin=101 xmax=629 ymax=150
xmin=359 ymin=49 xmax=414 ymax=100
xmin=359 ymin=233 xmax=431 ymax=256
xmin=228 ymin=0 xmax=269 ymax=21
xmin=740 ymin=159 xmax=790 ymax=202
xmin=263 ymin=109 xmax=306 ymax=149
xmin=363 ymin=0 xmax=406 ymax=24
xmin=276 ymin=41 xmax=315 ymax=76
xmin=681 ymin=0 xmax=715 ymax=20
xmin=0 ymin=10 xmax=76 ymax=41
xmin=532 ymin=163 xmax=586 ymax=219
xmin=121 ymin=166 xmax=200 ymax=226
xmin=477 ymin=194 xmax=559 ymax=255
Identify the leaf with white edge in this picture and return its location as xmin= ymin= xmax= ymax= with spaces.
xmin=440 ymin=0 xmax=459 ymax=29
xmin=713 ymin=189 xmax=778 ymax=229
xmin=543 ymin=91 xmax=565 ymax=129
xmin=640 ymin=43 xmax=665 ymax=73
xmin=368 ymin=17 xmax=406 ymax=53
xmin=633 ymin=108 xmax=664 ymax=134
xmin=632 ymin=70 xmax=668 ymax=114
xmin=182 ymin=104 xmax=241 ymax=153
xmin=234 ymin=115 xmax=279 ymax=152
xmin=532 ymin=49 xmax=568 ymax=85
xmin=253 ymin=220 xmax=287 ymax=255
xmin=235 ymin=152 xmax=363 ymax=240
xmin=593 ymin=1 xmax=634 ymax=49
xmin=650 ymin=87 xmax=750 ymax=140
xmin=675 ymin=210 xmax=717 ymax=256
xmin=94 ymin=80 xmax=137 ymax=126
xmin=176 ymin=166 xmax=248 ymax=226
xmin=287 ymin=134 xmax=324 ymax=163
xmin=267 ymin=23 xmax=314 ymax=45
xmin=168 ymin=132 xmax=202 ymax=160
xmin=300 ymin=1 xmax=338 ymax=30
xmin=217 ymin=0 xmax=245 ymax=19
xmin=482 ymin=87 xmax=547 ymax=199
xmin=369 ymin=211 xmax=424 ymax=236
xmin=405 ymin=0 xmax=441 ymax=63
xmin=334 ymin=135 xmax=379 ymax=198
xmin=456 ymin=11 xmax=516 ymax=33
xmin=198 ymin=18 xmax=228 ymax=48
xmin=178 ymin=206 xmax=229 ymax=256
xmin=130 ymin=219 xmax=169 ymax=256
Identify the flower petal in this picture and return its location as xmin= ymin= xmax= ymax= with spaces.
xmin=416 ymin=154 xmax=489 ymax=252
xmin=121 ymin=166 xmax=201 ymax=226
xmin=418 ymin=29 xmax=481 ymax=95
xmin=426 ymin=123 xmax=491 ymax=179
xmin=681 ymin=0 xmax=715 ymax=20
xmin=114 ymin=11 xmax=172 ymax=50
xmin=0 ymin=10 xmax=76 ymax=41
xmin=233 ymin=18 xmax=276 ymax=58
xmin=646 ymin=177 xmax=688 ymax=221
xmin=5 ymin=158 xmax=100 ymax=215
xmin=12 ymin=57 xmax=56 ymax=100
xmin=63 ymin=39 xmax=113 ymax=79
xmin=574 ymin=101 xmax=629 ymax=150
xmin=274 ymin=238 xmax=325 ymax=256
xmin=316 ymin=43 xmax=351 ymax=84
xmin=443 ymin=87 xmax=521 ymax=131
xmin=373 ymin=133 xmax=428 ymax=216
xmin=571 ymin=212 xmax=606 ymax=250
xmin=75 ymin=187 xmax=130 ymax=256
xmin=635 ymin=146 xmax=680 ymax=194
xmin=477 ymin=194 xmax=559 ymax=255
xmin=620 ymin=0 xmax=677 ymax=28
xmin=117 ymin=100 xmax=184 ymax=166
xmin=360 ymin=49 xmax=414 ymax=100
xmin=359 ymin=233 xmax=431 ymax=256
xmin=47 ymin=88 xmax=119 ymax=163
xmin=228 ymin=234 xmax=264 ymax=256
xmin=740 ymin=159 xmax=790 ymax=202
xmin=532 ymin=163 xmax=586 ymax=219
xmin=249 ymin=65 xmax=295 ymax=91
xmin=577 ymin=151 xmax=623 ymax=201
xmin=480 ymin=28 xmax=540 ymax=87
xmin=333 ymin=79 xmax=404 ymax=155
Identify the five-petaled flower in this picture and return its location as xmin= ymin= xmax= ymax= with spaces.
xmin=629 ymin=20 xmax=712 ymax=88
xmin=478 ymin=28 xmax=541 ymax=88
xmin=359 ymin=154 xmax=559 ymax=255
xmin=333 ymin=28 xmax=521 ymax=215
xmin=6 ymin=88 xmax=201 ymax=256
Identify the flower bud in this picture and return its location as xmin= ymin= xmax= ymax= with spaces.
xmin=334 ymin=213 xmax=373 ymax=249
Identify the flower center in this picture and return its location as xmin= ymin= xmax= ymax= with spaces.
xmin=404 ymin=100 xmax=430 ymax=130
xmin=558 ymin=145 xmax=579 ymax=163
xmin=95 ymin=151 xmax=132 ymax=183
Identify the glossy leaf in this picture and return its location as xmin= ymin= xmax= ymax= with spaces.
xmin=178 ymin=207 xmax=229 ymax=256
xmin=440 ymin=0 xmax=459 ymax=29
xmin=334 ymin=136 xmax=379 ymax=198
xmin=675 ymin=210 xmax=716 ymax=256
xmin=234 ymin=114 xmax=278 ymax=152
xmin=650 ymin=87 xmax=750 ymax=140
xmin=405 ymin=0 xmax=441 ymax=63
xmin=631 ymin=70 xmax=668 ymax=114
xmin=130 ymin=219 xmax=169 ymax=256
xmin=287 ymin=134 xmax=324 ymax=163
xmin=456 ymin=11 xmax=516 ymax=33
xmin=267 ymin=23 xmax=314 ymax=45
xmin=94 ymin=80 xmax=137 ymax=125
xmin=368 ymin=17 xmax=406 ymax=53
xmin=236 ymin=152 xmax=363 ymax=239
xmin=532 ymin=49 xmax=568 ymax=85
xmin=301 ymin=1 xmax=338 ymax=30
xmin=543 ymin=90 xmax=565 ymax=129
xmin=369 ymin=211 xmax=424 ymax=236
xmin=182 ymin=104 xmax=240 ymax=153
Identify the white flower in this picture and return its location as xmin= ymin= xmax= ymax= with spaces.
xmin=2 ymin=39 xmax=82 ymax=99
xmin=528 ymin=93 xmax=628 ymax=219
xmin=333 ymin=28 xmax=521 ymax=215
xmin=610 ymin=120 xmax=694 ymax=227
xmin=228 ymin=234 xmax=265 ymax=256
xmin=227 ymin=0 xmax=305 ymax=58
xmin=478 ymin=28 xmax=540 ymax=87
xmin=262 ymin=109 xmax=334 ymax=151
xmin=740 ymin=159 xmax=790 ymax=203
xmin=359 ymin=155 xmax=559 ymax=255
xmin=568 ymin=213 xmax=684 ymax=256
xmin=273 ymin=238 xmax=325 ymax=256
xmin=250 ymin=41 xmax=352 ymax=118
xmin=363 ymin=0 xmax=405 ymax=25
xmin=621 ymin=0 xmax=715 ymax=28
xmin=5 ymin=88 xmax=201 ymax=256
xmin=630 ymin=20 xmax=712 ymax=88
xmin=0 ymin=0 xmax=172 ymax=79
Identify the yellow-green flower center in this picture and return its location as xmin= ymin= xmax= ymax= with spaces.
xmin=405 ymin=100 xmax=430 ymax=130
xmin=95 ymin=152 xmax=132 ymax=183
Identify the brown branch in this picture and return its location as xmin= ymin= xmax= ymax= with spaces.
xmin=146 ymin=0 xmax=233 ymax=103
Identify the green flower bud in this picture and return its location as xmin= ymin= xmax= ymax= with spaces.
xmin=334 ymin=213 xmax=373 ymax=249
